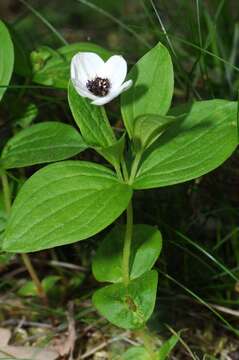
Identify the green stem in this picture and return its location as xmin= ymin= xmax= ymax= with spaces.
xmin=121 ymin=158 xmax=129 ymax=182
xmin=1 ymin=172 xmax=11 ymax=214
xmin=129 ymin=150 xmax=143 ymax=185
xmin=1 ymin=172 xmax=48 ymax=304
xmin=114 ymin=161 xmax=123 ymax=182
xmin=122 ymin=201 xmax=133 ymax=286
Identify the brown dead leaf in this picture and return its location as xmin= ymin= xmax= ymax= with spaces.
xmin=0 ymin=346 xmax=59 ymax=360
xmin=0 ymin=327 xmax=58 ymax=360
xmin=0 ymin=328 xmax=11 ymax=346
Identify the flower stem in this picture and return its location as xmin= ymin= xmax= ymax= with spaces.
xmin=1 ymin=172 xmax=11 ymax=214
xmin=114 ymin=162 xmax=124 ymax=182
xmin=122 ymin=200 xmax=133 ymax=286
xmin=129 ymin=150 xmax=143 ymax=185
xmin=121 ymin=158 xmax=129 ymax=182
xmin=1 ymin=172 xmax=48 ymax=305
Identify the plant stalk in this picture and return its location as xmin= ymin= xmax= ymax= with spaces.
xmin=21 ymin=253 xmax=48 ymax=303
xmin=1 ymin=172 xmax=11 ymax=214
xmin=129 ymin=150 xmax=143 ymax=184
xmin=121 ymin=158 xmax=129 ymax=182
xmin=1 ymin=172 xmax=48 ymax=304
xmin=114 ymin=162 xmax=124 ymax=182
xmin=122 ymin=200 xmax=133 ymax=286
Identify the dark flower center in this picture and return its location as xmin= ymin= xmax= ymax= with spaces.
xmin=86 ymin=77 xmax=111 ymax=97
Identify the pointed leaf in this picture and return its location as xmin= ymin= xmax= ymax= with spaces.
xmin=96 ymin=133 xmax=125 ymax=167
xmin=93 ymin=270 xmax=158 ymax=329
xmin=93 ymin=224 xmax=162 ymax=283
xmin=157 ymin=334 xmax=179 ymax=359
xmin=3 ymin=161 xmax=132 ymax=252
xmin=121 ymin=42 xmax=174 ymax=137
xmin=68 ymin=81 xmax=115 ymax=147
xmin=133 ymin=100 xmax=238 ymax=189
xmin=133 ymin=114 xmax=176 ymax=151
xmin=0 ymin=21 xmax=14 ymax=101
xmin=1 ymin=122 xmax=87 ymax=169
xmin=42 ymin=275 xmax=60 ymax=293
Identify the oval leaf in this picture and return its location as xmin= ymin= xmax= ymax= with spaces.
xmin=93 ymin=224 xmax=162 ymax=283
xmin=0 ymin=21 xmax=14 ymax=101
xmin=32 ymin=42 xmax=111 ymax=89
xmin=68 ymin=81 xmax=116 ymax=147
xmin=133 ymin=100 xmax=238 ymax=189
xmin=121 ymin=42 xmax=174 ymax=138
xmin=122 ymin=347 xmax=151 ymax=360
xmin=1 ymin=122 xmax=87 ymax=169
xmin=3 ymin=161 xmax=132 ymax=252
xmin=93 ymin=270 xmax=158 ymax=329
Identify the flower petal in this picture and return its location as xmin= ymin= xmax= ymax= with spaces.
xmin=71 ymin=52 xmax=105 ymax=84
xmin=91 ymin=79 xmax=133 ymax=106
xmin=98 ymin=55 xmax=127 ymax=89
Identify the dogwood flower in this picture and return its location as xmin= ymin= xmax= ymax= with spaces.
xmin=70 ymin=52 xmax=133 ymax=106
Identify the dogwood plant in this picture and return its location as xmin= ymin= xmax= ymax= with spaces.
xmin=1 ymin=33 xmax=238 ymax=357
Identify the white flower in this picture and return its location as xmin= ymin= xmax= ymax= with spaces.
xmin=70 ymin=52 xmax=133 ymax=106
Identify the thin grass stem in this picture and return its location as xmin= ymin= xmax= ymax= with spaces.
xmin=19 ymin=0 xmax=68 ymax=45
xmin=76 ymin=0 xmax=151 ymax=48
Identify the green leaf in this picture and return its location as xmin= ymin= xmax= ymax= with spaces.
xmin=133 ymin=100 xmax=238 ymax=189
xmin=0 ymin=21 xmax=14 ymax=102
xmin=42 ymin=275 xmax=60 ymax=293
xmin=32 ymin=42 xmax=111 ymax=89
xmin=3 ymin=161 xmax=132 ymax=252
xmin=18 ymin=276 xmax=60 ymax=297
xmin=1 ymin=122 xmax=87 ymax=169
xmin=96 ymin=133 xmax=125 ymax=168
xmin=93 ymin=224 xmax=162 ymax=283
xmin=121 ymin=42 xmax=174 ymax=138
xmin=133 ymin=114 xmax=176 ymax=152
xmin=0 ymin=195 xmax=12 ymax=264
xmin=0 ymin=210 xmax=7 ymax=236
xmin=15 ymin=103 xmax=38 ymax=128
xmin=157 ymin=334 xmax=179 ymax=360
xmin=93 ymin=270 xmax=158 ymax=329
xmin=122 ymin=347 xmax=151 ymax=360
xmin=68 ymin=81 xmax=115 ymax=147
xmin=18 ymin=280 xmax=37 ymax=297
xmin=0 ymin=251 xmax=12 ymax=265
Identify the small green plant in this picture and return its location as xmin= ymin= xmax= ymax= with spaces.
xmin=0 ymin=17 xmax=238 ymax=358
